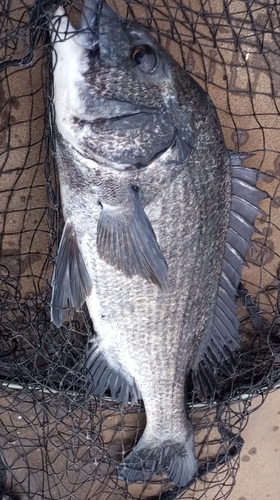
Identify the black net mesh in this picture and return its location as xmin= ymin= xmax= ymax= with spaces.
xmin=0 ymin=1 xmax=280 ymax=499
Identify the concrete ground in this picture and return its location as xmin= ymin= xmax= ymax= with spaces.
xmin=230 ymin=391 xmax=280 ymax=500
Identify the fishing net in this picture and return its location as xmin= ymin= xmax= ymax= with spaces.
xmin=0 ymin=0 xmax=280 ymax=498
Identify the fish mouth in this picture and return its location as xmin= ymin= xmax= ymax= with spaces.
xmin=80 ymin=0 xmax=110 ymax=49
xmin=82 ymin=0 xmax=103 ymax=31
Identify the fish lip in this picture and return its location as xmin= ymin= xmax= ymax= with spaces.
xmin=71 ymin=0 xmax=104 ymax=51
xmin=82 ymin=0 xmax=104 ymax=29
xmin=80 ymin=1 xmax=121 ymax=51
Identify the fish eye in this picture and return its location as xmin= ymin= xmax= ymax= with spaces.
xmin=131 ymin=45 xmax=157 ymax=73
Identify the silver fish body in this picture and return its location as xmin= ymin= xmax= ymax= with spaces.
xmin=50 ymin=1 xmax=266 ymax=487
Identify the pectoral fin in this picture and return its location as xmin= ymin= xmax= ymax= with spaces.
xmin=97 ymin=187 xmax=168 ymax=290
xmin=51 ymin=222 xmax=93 ymax=327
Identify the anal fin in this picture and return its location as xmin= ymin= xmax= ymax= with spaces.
xmin=51 ymin=222 xmax=92 ymax=327
xmin=86 ymin=343 xmax=141 ymax=404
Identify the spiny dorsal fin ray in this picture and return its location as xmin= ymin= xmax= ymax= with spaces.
xmin=192 ymin=152 xmax=268 ymax=400
xmin=229 ymin=211 xmax=260 ymax=241
xmin=51 ymin=222 xmax=93 ymax=327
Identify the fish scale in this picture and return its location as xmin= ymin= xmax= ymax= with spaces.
xmin=50 ymin=0 xmax=267 ymax=488
xmin=61 ymin=142 xmax=225 ymax=465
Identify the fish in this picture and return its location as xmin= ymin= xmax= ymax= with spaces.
xmin=49 ymin=0 xmax=267 ymax=487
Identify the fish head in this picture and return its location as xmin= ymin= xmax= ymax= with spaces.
xmin=51 ymin=1 xmax=198 ymax=169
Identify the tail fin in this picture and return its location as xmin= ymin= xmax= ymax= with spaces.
xmin=117 ymin=436 xmax=196 ymax=487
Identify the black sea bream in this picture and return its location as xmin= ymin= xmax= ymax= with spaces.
xmin=50 ymin=0 xmax=266 ymax=487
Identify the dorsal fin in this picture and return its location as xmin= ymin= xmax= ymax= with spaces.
xmin=192 ymin=152 xmax=268 ymax=400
